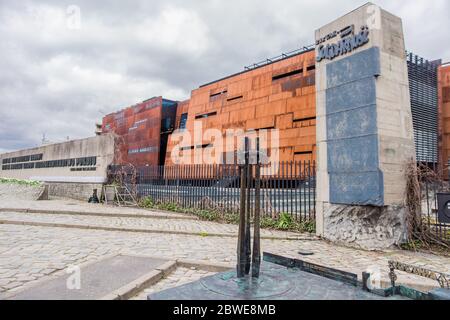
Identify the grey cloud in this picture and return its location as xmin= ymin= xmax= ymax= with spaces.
xmin=0 ymin=0 xmax=449 ymax=152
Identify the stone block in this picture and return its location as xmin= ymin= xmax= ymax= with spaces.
xmin=326 ymin=47 xmax=381 ymax=88
xmin=326 ymin=105 xmax=377 ymax=140
xmin=323 ymin=204 xmax=407 ymax=250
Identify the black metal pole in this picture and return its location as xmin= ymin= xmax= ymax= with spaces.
xmin=252 ymin=137 xmax=261 ymax=278
xmin=237 ymin=139 xmax=248 ymax=278
xmin=244 ymin=138 xmax=251 ymax=275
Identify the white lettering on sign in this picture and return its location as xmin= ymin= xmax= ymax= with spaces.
xmin=316 ymin=26 xmax=369 ymax=62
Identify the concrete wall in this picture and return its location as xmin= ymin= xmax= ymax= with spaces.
xmin=47 ymin=183 xmax=104 ymax=201
xmin=0 ymin=134 xmax=115 ymax=200
xmin=315 ymin=3 xmax=415 ymax=249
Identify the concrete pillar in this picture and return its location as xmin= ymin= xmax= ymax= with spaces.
xmin=315 ymin=3 xmax=415 ymax=250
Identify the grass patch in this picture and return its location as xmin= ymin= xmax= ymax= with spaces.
xmin=401 ymin=239 xmax=450 ymax=257
xmin=0 ymin=178 xmax=42 ymax=187
xmin=138 ymin=196 xmax=315 ymax=234
xmin=261 ymin=213 xmax=315 ymax=233
xmin=400 ymin=240 xmax=424 ymax=251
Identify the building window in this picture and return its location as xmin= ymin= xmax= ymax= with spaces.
xmin=179 ymin=113 xmax=188 ymax=130
xmin=196 ymin=144 xmax=213 ymax=149
xmin=210 ymin=90 xmax=227 ymax=98
xmin=128 ymin=146 xmax=158 ymax=154
xmin=161 ymin=117 xmax=173 ymax=132
xmin=272 ymin=68 xmax=303 ymax=81
xmin=227 ymin=95 xmax=243 ymax=102
xmin=195 ymin=111 xmax=217 ymax=120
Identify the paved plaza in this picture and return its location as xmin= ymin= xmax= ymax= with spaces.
xmin=0 ymin=198 xmax=449 ymax=299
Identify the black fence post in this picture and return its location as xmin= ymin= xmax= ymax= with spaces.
xmin=126 ymin=155 xmax=321 ymax=238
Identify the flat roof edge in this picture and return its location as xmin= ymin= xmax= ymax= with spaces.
xmin=199 ymin=47 xmax=315 ymax=88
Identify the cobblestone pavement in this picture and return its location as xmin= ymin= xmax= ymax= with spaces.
xmin=0 ymin=211 xmax=304 ymax=239
xmin=0 ymin=200 xmax=449 ymax=298
xmin=0 ymin=198 xmax=191 ymax=219
xmin=130 ymin=267 xmax=217 ymax=300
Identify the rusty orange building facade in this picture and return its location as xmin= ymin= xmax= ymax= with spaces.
xmin=102 ymin=97 xmax=177 ymax=166
xmin=103 ymin=48 xmax=449 ymax=174
xmin=439 ymin=63 xmax=450 ymax=176
xmin=165 ymin=49 xmax=317 ymax=165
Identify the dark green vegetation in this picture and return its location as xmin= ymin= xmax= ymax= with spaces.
xmin=139 ymin=197 xmax=315 ymax=234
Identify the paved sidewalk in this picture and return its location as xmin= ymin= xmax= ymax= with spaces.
xmin=0 ymin=199 xmax=448 ymax=298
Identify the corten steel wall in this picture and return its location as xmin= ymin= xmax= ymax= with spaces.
xmin=165 ymin=49 xmax=317 ymax=166
xmin=102 ymin=97 xmax=164 ymax=166
xmin=439 ymin=64 xmax=450 ymax=177
xmin=101 ymin=50 xmax=439 ymax=173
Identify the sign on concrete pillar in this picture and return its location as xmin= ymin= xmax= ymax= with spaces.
xmin=315 ymin=3 xmax=416 ymax=250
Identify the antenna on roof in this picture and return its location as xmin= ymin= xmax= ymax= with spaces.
xmin=41 ymin=133 xmax=50 ymax=146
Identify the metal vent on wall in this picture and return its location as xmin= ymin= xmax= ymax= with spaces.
xmin=407 ymin=52 xmax=440 ymax=164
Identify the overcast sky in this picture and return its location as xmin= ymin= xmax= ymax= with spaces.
xmin=0 ymin=0 xmax=449 ymax=153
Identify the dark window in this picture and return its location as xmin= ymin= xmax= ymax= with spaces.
xmin=161 ymin=117 xmax=173 ymax=132
xmin=195 ymin=112 xmax=217 ymax=120
xmin=293 ymin=116 xmax=316 ymax=122
xmin=254 ymin=127 xmax=275 ymax=131
xmin=294 ymin=151 xmax=313 ymax=155
xmin=196 ymin=144 xmax=212 ymax=149
xmin=306 ymin=65 xmax=316 ymax=72
xmin=179 ymin=113 xmax=188 ymax=129
xmin=210 ymin=90 xmax=227 ymax=98
xmin=30 ymin=154 xmax=43 ymax=161
xmin=272 ymin=69 xmax=303 ymax=81
xmin=227 ymin=95 xmax=243 ymax=102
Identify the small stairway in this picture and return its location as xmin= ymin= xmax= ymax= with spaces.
xmin=103 ymin=184 xmax=138 ymax=207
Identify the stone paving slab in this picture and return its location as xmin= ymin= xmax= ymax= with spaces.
xmin=6 ymin=255 xmax=167 ymax=300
